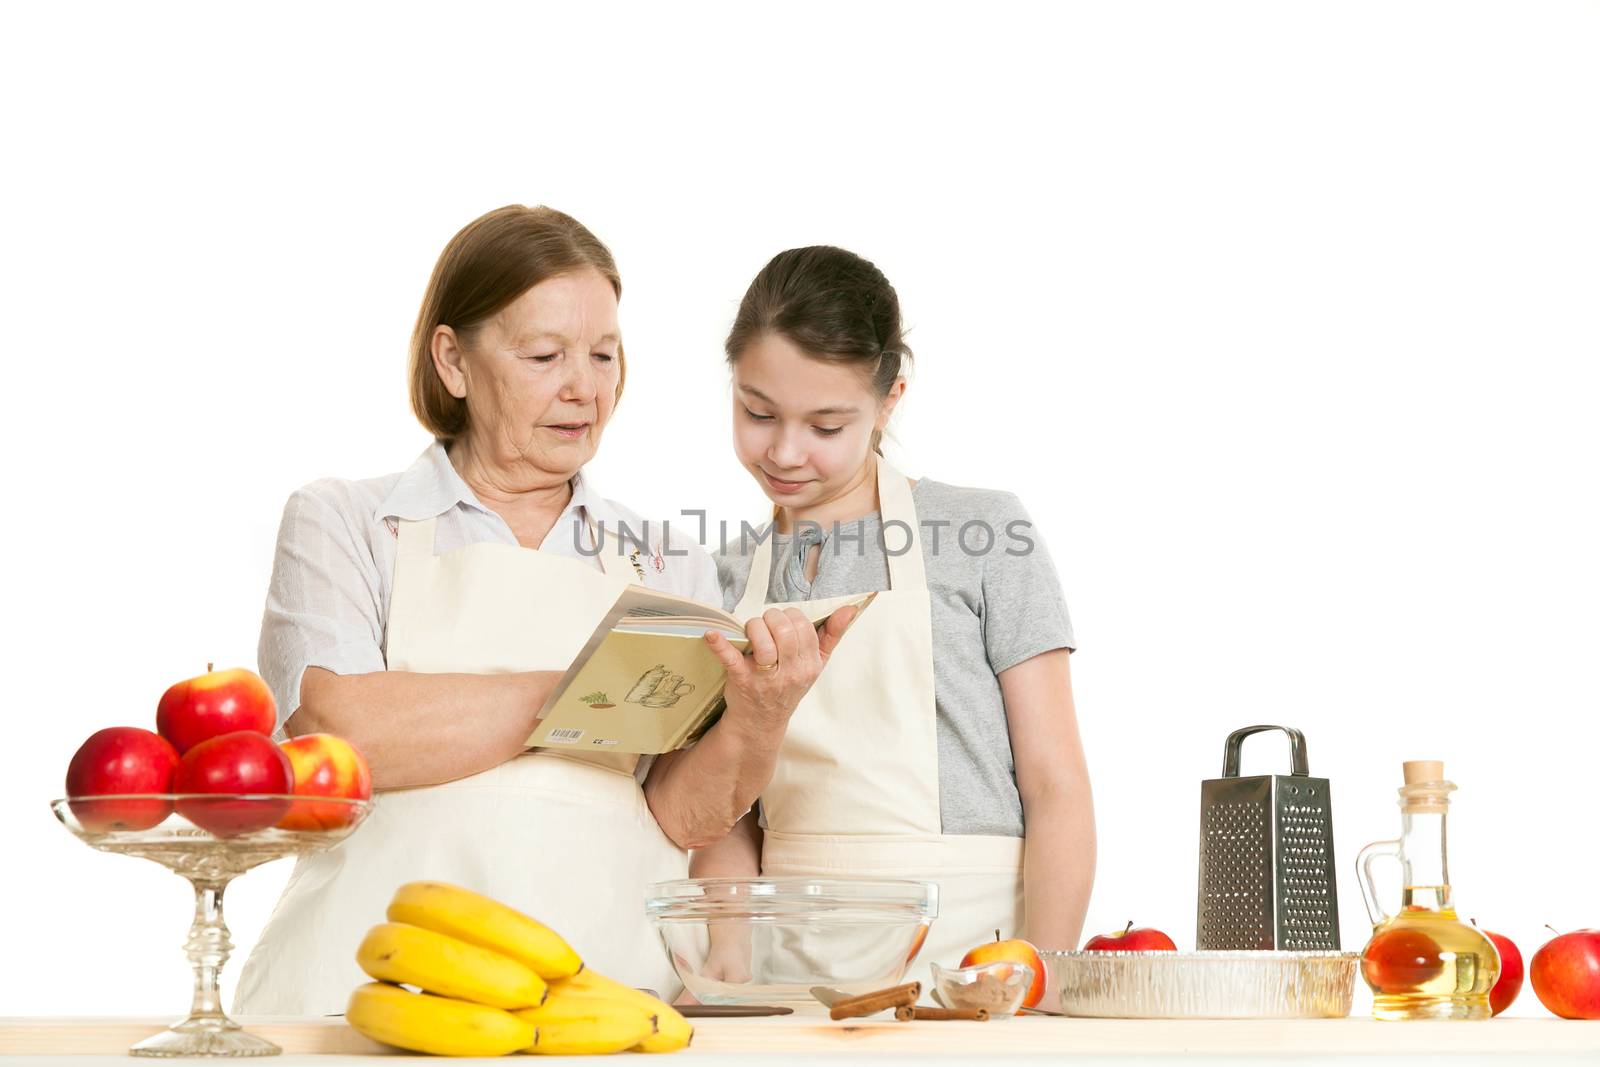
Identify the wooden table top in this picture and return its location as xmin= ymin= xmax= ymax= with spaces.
xmin=3 ymin=1014 xmax=1598 ymax=1062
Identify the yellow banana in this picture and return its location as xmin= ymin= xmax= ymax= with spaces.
xmin=356 ymin=922 xmax=547 ymax=1010
xmin=515 ymin=992 xmax=657 ymax=1056
xmin=387 ymin=880 xmax=583 ymax=980
xmin=552 ymin=968 xmax=693 ymax=1052
xmin=346 ymin=981 xmax=534 ymax=1057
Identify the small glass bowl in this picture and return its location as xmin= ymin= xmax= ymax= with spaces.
xmin=646 ymin=877 xmax=937 ymax=1008
xmin=930 ymin=960 xmax=1034 ymax=1017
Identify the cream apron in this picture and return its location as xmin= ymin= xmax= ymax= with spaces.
xmin=234 ymin=515 xmax=687 ymax=1016
xmin=732 ymin=461 xmax=1026 ymax=991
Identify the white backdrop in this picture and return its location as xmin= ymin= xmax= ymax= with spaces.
xmin=3 ymin=1 xmax=1596 ymax=1020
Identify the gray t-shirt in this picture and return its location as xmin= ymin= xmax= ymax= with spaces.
xmin=714 ymin=479 xmax=1076 ymax=837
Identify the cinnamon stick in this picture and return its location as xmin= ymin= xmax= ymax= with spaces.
xmin=828 ymin=982 xmax=921 ymax=1020
xmin=910 ymin=1006 xmax=990 ymax=1021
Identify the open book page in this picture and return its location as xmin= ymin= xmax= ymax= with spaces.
xmin=526 ymin=586 xmax=875 ymax=754
xmin=615 ymin=594 xmax=746 ymax=634
xmin=528 ymin=628 xmax=732 ymax=753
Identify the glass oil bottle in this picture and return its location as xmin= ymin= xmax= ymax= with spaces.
xmin=1356 ymin=760 xmax=1499 ymax=1020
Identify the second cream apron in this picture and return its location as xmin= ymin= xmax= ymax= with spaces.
xmin=732 ymin=460 xmax=1026 ymax=991
xmin=234 ymin=514 xmax=687 ymax=1015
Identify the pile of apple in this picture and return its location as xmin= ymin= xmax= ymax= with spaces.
xmin=64 ymin=665 xmax=372 ymax=837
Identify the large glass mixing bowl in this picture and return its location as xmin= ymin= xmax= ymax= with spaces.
xmin=646 ymin=877 xmax=937 ymax=1008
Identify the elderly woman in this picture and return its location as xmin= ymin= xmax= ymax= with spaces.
xmin=234 ymin=206 xmax=852 ymax=1015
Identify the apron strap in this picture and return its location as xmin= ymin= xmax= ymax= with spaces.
xmin=732 ymin=458 xmax=925 ymax=618
xmin=733 ymin=514 xmax=779 ymax=617
xmin=396 ymin=516 xmax=438 ymax=560
xmin=876 ymin=459 xmax=926 ymax=592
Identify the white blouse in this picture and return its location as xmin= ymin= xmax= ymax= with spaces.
xmin=258 ymin=442 xmax=721 ymax=732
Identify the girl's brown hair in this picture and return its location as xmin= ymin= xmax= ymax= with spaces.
xmin=409 ymin=205 xmax=626 ymax=441
xmin=724 ymin=246 xmax=911 ymax=452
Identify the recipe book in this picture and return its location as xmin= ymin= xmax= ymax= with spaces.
xmin=526 ymin=585 xmax=875 ymax=755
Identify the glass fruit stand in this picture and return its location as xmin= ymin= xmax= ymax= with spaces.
xmin=51 ymin=792 xmax=373 ymax=1057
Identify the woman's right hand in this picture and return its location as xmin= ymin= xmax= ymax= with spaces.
xmin=702 ymin=606 xmax=858 ymax=740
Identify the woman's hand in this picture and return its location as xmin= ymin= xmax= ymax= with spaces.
xmin=703 ymin=605 xmax=858 ymax=740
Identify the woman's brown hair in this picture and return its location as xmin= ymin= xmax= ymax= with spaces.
xmin=409 ymin=205 xmax=626 ymax=441
xmin=724 ymin=245 xmax=910 ymax=452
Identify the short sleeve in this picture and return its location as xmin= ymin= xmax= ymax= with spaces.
xmin=257 ymin=485 xmax=389 ymax=733
xmin=979 ymin=492 xmax=1076 ymax=674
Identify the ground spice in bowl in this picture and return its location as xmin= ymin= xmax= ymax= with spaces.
xmin=930 ymin=963 xmax=1032 ymax=1016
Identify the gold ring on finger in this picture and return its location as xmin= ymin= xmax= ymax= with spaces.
xmin=754 ymin=660 xmax=779 ymax=672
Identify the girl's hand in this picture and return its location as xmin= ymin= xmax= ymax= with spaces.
xmin=703 ymin=606 xmax=858 ymax=739
xmin=700 ymin=921 xmax=756 ymax=986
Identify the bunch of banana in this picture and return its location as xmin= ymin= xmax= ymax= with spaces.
xmin=346 ymin=880 xmax=693 ymax=1057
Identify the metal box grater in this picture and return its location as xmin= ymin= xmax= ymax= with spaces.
xmin=1196 ymin=725 xmax=1340 ymax=951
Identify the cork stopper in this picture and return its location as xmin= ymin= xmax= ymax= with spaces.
xmin=1398 ymin=760 xmax=1454 ymax=813
xmin=1403 ymin=760 xmax=1444 ymax=785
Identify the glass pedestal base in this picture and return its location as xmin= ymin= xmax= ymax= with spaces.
xmin=133 ymin=1015 xmax=281 ymax=1058
xmin=52 ymin=794 xmax=374 ymax=1058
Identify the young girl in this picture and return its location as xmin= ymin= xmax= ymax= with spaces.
xmin=694 ymin=246 xmax=1095 ymax=989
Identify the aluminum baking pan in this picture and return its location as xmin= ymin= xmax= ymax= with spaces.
xmin=1043 ymin=950 xmax=1359 ymax=1019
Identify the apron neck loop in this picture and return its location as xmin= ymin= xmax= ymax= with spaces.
xmin=396 ymin=516 xmax=438 ymax=560
xmin=875 ymin=460 xmax=926 ymax=592
xmin=734 ymin=458 xmax=924 ymax=616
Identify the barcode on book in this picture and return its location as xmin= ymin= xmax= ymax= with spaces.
xmin=545 ymin=728 xmax=584 ymax=744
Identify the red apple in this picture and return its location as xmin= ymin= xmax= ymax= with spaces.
xmin=1361 ymin=926 xmax=1444 ymax=994
xmin=960 ymin=931 xmax=1046 ymax=1009
xmin=276 ymin=733 xmax=372 ymax=831
xmin=1530 ymin=929 xmax=1600 ymax=1020
xmin=157 ymin=665 xmax=276 ymax=755
xmin=1083 ymin=921 xmax=1179 ymax=953
xmin=64 ymin=727 xmax=180 ymax=831
xmin=173 ymin=730 xmax=293 ymax=836
xmin=1470 ymin=921 xmax=1523 ymax=1016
